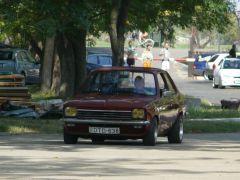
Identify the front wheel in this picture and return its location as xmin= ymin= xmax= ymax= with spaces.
xmin=64 ymin=131 xmax=78 ymax=144
xmin=91 ymin=137 xmax=105 ymax=144
xmin=203 ymin=72 xmax=208 ymax=80
xmin=143 ymin=118 xmax=158 ymax=146
xmin=167 ymin=115 xmax=183 ymax=144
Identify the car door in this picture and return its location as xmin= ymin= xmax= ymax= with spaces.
xmin=156 ymin=72 xmax=179 ymax=134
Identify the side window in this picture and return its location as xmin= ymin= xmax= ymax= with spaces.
xmin=21 ymin=51 xmax=28 ymax=60
xmin=157 ymin=73 xmax=167 ymax=97
xmin=87 ymin=55 xmax=98 ymax=64
xmin=16 ymin=52 xmax=23 ymax=61
xmin=99 ymin=56 xmax=112 ymax=66
xmin=159 ymin=72 xmax=177 ymax=96
xmin=157 ymin=73 xmax=166 ymax=90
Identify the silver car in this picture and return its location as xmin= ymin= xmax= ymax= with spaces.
xmin=0 ymin=48 xmax=40 ymax=84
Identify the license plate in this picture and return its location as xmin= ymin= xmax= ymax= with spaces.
xmin=89 ymin=127 xmax=120 ymax=134
xmin=234 ymin=79 xmax=240 ymax=84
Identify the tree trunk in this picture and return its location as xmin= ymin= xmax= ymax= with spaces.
xmin=56 ymin=34 xmax=75 ymax=98
xmin=109 ymin=0 xmax=120 ymax=66
xmin=117 ymin=0 xmax=129 ymax=66
xmin=108 ymin=0 xmax=129 ymax=66
xmin=70 ymin=30 xmax=87 ymax=94
xmin=41 ymin=36 xmax=55 ymax=92
xmin=51 ymin=48 xmax=61 ymax=95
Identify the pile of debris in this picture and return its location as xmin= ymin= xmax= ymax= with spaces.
xmin=0 ymin=99 xmax=63 ymax=119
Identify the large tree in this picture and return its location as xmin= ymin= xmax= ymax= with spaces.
xmin=0 ymin=0 xmax=235 ymax=98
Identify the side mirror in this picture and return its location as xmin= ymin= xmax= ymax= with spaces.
xmin=162 ymin=90 xmax=173 ymax=97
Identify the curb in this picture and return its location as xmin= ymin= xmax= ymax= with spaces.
xmin=188 ymin=118 xmax=240 ymax=122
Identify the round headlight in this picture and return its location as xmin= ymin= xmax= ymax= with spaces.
xmin=132 ymin=109 xmax=145 ymax=119
xmin=65 ymin=107 xmax=77 ymax=117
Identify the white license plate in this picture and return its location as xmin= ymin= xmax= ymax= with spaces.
xmin=234 ymin=79 xmax=240 ymax=84
xmin=89 ymin=127 xmax=120 ymax=134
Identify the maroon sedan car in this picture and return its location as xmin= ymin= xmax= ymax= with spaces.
xmin=63 ymin=67 xmax=185 ymax=146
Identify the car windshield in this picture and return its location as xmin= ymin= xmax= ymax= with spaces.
xmin=223 ymin=60 xmax=240 ymax=69
xmin=0 ymin=51 xmax=13 ymax=60
xmin=82 ymin=70 xmax=156 ymax=96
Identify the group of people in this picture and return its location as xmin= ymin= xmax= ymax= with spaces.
xmin=126 ymin=40 xmax=171 ymax=70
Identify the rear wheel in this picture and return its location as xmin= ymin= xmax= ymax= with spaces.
xmin=212 ymin=78 xmax=218 ymax=88
xmin=143 ymin=118 xmax=158 ymax=146
xmin=167 ymin=115 xmax=183 ymax=144
xmin=218 ymin=78 xmax=225 ymax=89
xmin=64 ymin=131 xmax=78 ymax=144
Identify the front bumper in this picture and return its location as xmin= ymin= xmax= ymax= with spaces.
xmin=63 ymin=118 xmax=150 ymax=138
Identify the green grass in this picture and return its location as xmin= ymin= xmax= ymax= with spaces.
xmin=28 ymin=85 xmax=59 ymax=101
xmin=0 ymin=118 xmax=62 ymax=134
xmin=187 ymin=107 xmax=240 ymax=119
xmin=184 ymin=120 xmax=240 ymax=133
xmin=0 ymin=117 xmax=240 ymax=134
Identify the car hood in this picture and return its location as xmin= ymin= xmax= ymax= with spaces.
xmin=64 ymin=93 xmax=156 ymax=110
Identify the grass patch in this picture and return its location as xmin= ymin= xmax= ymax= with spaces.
xmin=0 ymin=118 xmax=62 ymax=134
xmin=0 ymin=117 xmax=240 ymax=134
xmin=28 ymin=85 xmax=59 ymax=101
xmin=187 ymin=105 xmax=240 ymax=119
xmin=184 ymin=120 xmax=240 ymax=133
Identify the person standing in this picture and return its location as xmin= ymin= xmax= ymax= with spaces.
xmin=126 ymin=40 xmax=135 ymax=66
xmin=141 ymin=44 xmax=153 ymax=67
xmin=229 ymin=44 xmax=236 ymax=58
xmin=161 ymin=43 xmax=170 ymax=70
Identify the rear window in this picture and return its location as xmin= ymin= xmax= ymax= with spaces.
xmin=0 ymin=51 xmax=13 ymax=60
xmin=208 ymin=55 xmax=219 ymax=62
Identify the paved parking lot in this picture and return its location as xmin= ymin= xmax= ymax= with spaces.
xmin=0 ymin=133 xmax=240 ymax=180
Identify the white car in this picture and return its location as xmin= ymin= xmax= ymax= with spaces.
xmin=205 ymin=53 xmax=229 ymax=80
xmin=213 ymin=58 xmax=240 ymax=88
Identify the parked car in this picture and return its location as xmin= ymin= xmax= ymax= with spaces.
xmin=205 ymin=53 xmax=232 ymax=80
xmin=87 ymin=53 xmax=112 ymax=66
xmin=0 ymin=48 xmax=40 ymax=84
xmin=63 ymin=67 xmax=186 ymax=146
xmin=213 ymin=58 xmax=240 ymax=88
xmin=86 ymin=53 xmax=127 ymax=73
xmin=192 ymin=52 xmax=215 ymax=79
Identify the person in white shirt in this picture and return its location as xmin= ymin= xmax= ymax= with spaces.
xmin=161 ymin=43 xmax=170 ymax=70
xmin=141 ymin=44 xmax=153 ymax=67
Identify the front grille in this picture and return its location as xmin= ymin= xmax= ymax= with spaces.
xmin=77 ymin=109 xmax=132 ymax=121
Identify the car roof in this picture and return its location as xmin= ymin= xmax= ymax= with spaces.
xmin=93 ymin=66 xmax=165 ymax=73
xmin=88 ymin=53 xmax=111 ymax=56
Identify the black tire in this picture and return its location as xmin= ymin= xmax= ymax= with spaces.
xmin=167 ymin=116 xmax=183 ymax=144
xmin=203 ymin=72 xmax=208 ymax=80
xmin=212 ymin=78 xmax=218 ymax=88
xmin=143 ymin=118 xmax=158 ymax=146
xmin=91 ymin=137 xmax=105 ymax=144
xmin=64 ymin=131 xmax=78 ymax=144
xmin=208 ymin=76 xmax=213 ymax=80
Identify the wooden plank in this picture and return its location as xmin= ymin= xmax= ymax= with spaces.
xmin=0 ymin=82 xmax=23 ymax=86
xmin=0 ymin=87 xmax=29 ymax=93
xmin=0 ymin=74 xmax=24 ymax=79
xmin=0 ymin=92 xmax=31 ymax=98
xmin=0 ymin=96 xmax=31 ymax=101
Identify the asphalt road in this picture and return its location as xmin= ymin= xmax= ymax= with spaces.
xmin=0 ymin=133 xmax=240 ymax=180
